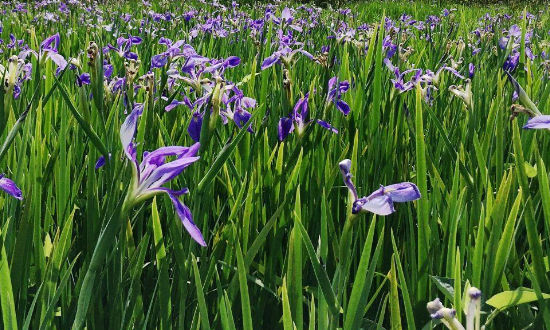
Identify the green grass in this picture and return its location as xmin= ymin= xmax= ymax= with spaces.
xmin=1 ymin=0 xmax=550 ymax=329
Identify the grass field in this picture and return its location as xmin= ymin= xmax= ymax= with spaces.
xmin=1 ymin=1 xmax=550 ymax=329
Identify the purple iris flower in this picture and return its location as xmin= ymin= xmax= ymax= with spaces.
xmin=151 ymin=39 xmax=189 ymax=69
xmin=326 ymin=77 xmax=350 ymax=115
xmin=40 ymin=33 xmax=67 ymax=70
xmin=76 ymin=73 xmax=91 ymax=87
xmin=120 ymin=105 xmax=206 ymax=246
xmin=468 ymin=63 xmax=475 ymax=79
xmin=383 ymin=35 xmax=398 ymax=59
xmin=503 ymin=51 xmax=520 ymax=72
xmin=339 ymin=159 xmax=420 ymax=215
xmin=278 ymin=93 xmax=338 ymax=141
xmin=261 ymin=46 xmax=314 ymax=70
xmin=0 ymin=174 xmax=22 ymax=200
xmin=523 ymin=115 xmax=550 ymax=130
xmin=106 ymin=35 xmax=142 ymax=60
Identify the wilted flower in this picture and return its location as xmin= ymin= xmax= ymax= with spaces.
xmin=339 ymin=159 xmax=420 ymax=215
xmin=449 ymin=79 xmax=473 ymax=109
xmin=466 ymin=287 xmax=482 ymax=330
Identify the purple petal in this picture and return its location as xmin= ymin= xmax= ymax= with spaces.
xmin=261 ymin=53 xmax=280 ymax=70
xmin=224 ymin=56 xmax=240 ymax=68
xmin=165 ymin=100 xmax=185 ymax=112
xmin=353 ymin=192 xmax=395 ymax=215
xmin=41 ymin=33 xmax=60 ymax=52
xmin=120 ymin=104 xmax=144 ymax=161
xmin=278 ymin=117 xmax=294 ymax=141
xmin=47 ymin=52 xmax=67 ymax=70
xmin=315 ymin=119 xmax=338 ymax=134
xmin=383 ymin=182 xmax=421 ymax=202
xmin=0 ymin=175 xmax=23 ymax=200
xmin=95 ymin=155 xmax=106 ymax=169
xmin=335 ymin=100 xmax=350 ymax=116
xmin=339 ymin=159 xmax=358 ymax=200
xmin=281 ymin=7 xmax=292 ymax=22
xmin=234 ymin=109 xmax=253 ymax=131
xmin=523 ymin=115 xmax=550 ymax=129
xmin=188 ymin=112 xmax=203 ymax=142
xmin=151 ymin=54 xmax=168 ymax=69
xmin=139 ymin=153 xmax=200 ymax=191
xmin=167 ymin=193 xmax=206 ymax=246
xmin=139 ymin=144 xmax=199 ymax=180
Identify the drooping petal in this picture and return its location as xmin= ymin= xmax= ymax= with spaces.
xmin=165 ymin=100 xmax=185 ymax=112
xmin=47 ymin=52 xmax=67 ymax=70
xmin=335 ymin=99 xmax=350 ymax=115
xmin=523 ymin=115 xmax=550 ymax=129
xmin=0 ymin=175 xmax=23 ymax=200
xmin=167 ymin=193 xmax=206 ymax=246
xmin=261 ymin=53 xmax=280 ymax=70
xmin=315 ymin=119 xmax=338 ymax=134
xmin=383 ymin=182 xmax=421 ymax=202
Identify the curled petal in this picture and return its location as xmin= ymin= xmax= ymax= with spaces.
xmin=165 ymin=100 xmax=185 ymax=112
xmin=41 ymin=33 xmax=60 ymax=52
xmin=426 ymin=298 xmax=444 ymax=315
xmin=339 ymin=159 xmax=358 ymax=200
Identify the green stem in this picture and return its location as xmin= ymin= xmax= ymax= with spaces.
xmin=72 ymin=197 xmax=132 ymax=329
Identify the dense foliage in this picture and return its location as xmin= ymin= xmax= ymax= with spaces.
xmin=1 ymin=0 xmax=550 ymax=329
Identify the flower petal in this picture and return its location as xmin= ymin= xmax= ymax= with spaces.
xmin=167 ymin=193 xmax=206 ymax=246
xmin=383 ymin=182 xmax=421 ymax=202
xmin=353 ymin=194 xmax=395 ymax=215
xmin=261 ymin=53 xmax=280 ymax=70
xmin=0 ymin=175 xmax=23 ymax=200
xmin=523 ymin=115 xmax=550 ymax=129
xmin=120 ymin=104 xmax=144 ymax=161
xmin=278 ymin=117 xmax=294 ymax=141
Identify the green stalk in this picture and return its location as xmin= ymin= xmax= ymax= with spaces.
xmin=72 ymin=196 xmax=133 ymax=329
